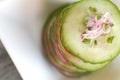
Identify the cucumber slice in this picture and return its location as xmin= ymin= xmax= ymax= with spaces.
xmin=62 ymin=0 xmax=120 ymax=63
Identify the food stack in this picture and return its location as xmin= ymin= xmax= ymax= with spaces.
xmin=43 ymin=0 xmax=120 ymax=77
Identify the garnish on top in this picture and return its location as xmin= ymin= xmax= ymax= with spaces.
xmin=81 ymin=7 xmax=114 ymax=45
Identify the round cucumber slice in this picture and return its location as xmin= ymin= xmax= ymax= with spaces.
xmin=61 ymin=0 xmax=120 ymax=63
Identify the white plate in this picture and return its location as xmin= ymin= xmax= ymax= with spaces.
xmin=0 ymin=0 xmax=120 ymax=80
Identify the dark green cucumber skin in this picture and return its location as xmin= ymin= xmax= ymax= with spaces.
xmin=61 ymin=0 xmax=120 ymax=64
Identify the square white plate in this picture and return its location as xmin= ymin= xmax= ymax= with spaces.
xmin=0 ymin=0 xmax=120 ymax=80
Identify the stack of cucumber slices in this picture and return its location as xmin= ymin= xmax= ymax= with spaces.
xmin=43 ymin=0 xmax=120 ymax=77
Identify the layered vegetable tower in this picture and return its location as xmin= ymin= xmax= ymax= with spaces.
xmin=43 ymin=0 xmax=120 ymax=77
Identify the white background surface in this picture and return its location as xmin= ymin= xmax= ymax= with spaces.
xmin=0 ymin=0 xmax=120 ymax=80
